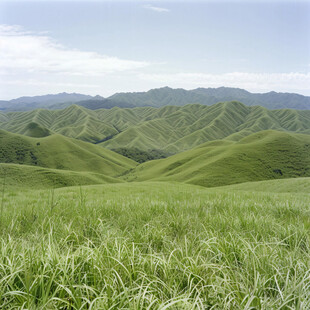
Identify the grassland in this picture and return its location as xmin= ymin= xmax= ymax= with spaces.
xmin=0 ymin=163 xmax=122 ymax=189
xmin=0 ymin=100 xmax=309 ymax=309
xmin=0 ymin=181 xmax=309 ymax=309
xmin=1 ymin=129 xmax=309 ymax=188
xmin=218 ymin=177 xmax=310 ymax=193
xmin=1 ymin=102 xmax=309 ymax=152
xmin=124 ymin=130 xmax=310 ymax=187
xmin=0 ymin=130 xmax=136 ymax=176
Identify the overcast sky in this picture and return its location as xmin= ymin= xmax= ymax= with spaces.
xmin=0 ymin=0 xmax=309 ymax=99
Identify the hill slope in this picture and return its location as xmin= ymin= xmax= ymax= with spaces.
xmin=1 ymin=102 xmax=310 ymax=153
xmin=217 ymin=177 xmax=310 ymax=193
xmin=0 ymin=130 xmax=136 ymax=176
xmin=101 ymin=102 xmax=310 ymax=152
xmin=0 ymin=163 xmax=121 ymax=189
xmin=123 ymin=131 xmax=310 ymax=187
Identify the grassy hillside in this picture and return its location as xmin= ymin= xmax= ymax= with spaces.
xmin=1 ymin=102 xmax=310 ymax=152
xmin=2 ymin=105 xmax=118 ymax=143
xmin=218 ymin=177 xmax=310 ymax=193
xmin=23 ymin=122 xmax=51 ymax=137
xmin=0 ymin=130 xmax=136 ymax=176
xmin=0 ymin=182 xmax=309 ymax=308
xmin=124 ymin=130 xmax=310 ymax=187
xmin=0 ymin=163 xmax=121 ymax=189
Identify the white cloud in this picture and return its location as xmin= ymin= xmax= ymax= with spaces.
xmin=0 ymin=24 xmax=149 ymax=77
xmin=143 ymin=4 xmax=170 ymax=13
xmin=1 ymin=24 xmax=309 ymax=98
xmin=139 ymin=72 xmax=310 ymax=93
xmin=2 ymin=79 xmax=100 ymax=89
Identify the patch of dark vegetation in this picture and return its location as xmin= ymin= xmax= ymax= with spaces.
xmin=94 ymin=134 xmax=118 ymax=144
xmin=273 ymin=169 xmax=283 ymax=175
xmin=0 ymin=132 xmax=40 ymax=166
xmin=111 ymin=148 xmax=171 ymax=163
xmin=77 ymin=99 xmax=135 ymax=110
xmin=0 ymin=146 xmax=39 ymax=166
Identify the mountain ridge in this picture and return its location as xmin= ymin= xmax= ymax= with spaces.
xmin=1 ymin=101 xmax=309 ymax=153
xmin=1 ymin=87 xmax=310 ymax=111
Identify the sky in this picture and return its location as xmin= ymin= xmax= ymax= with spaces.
xmin=0 ymin=0 xmax=309 ymax=99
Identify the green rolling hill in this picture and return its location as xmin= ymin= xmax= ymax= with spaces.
xmin=1 ymin=102 xmax=309 ymax=153
xmin=0 ymin=163 xmax=121 ymax=189
xmin=101 ymin=101 xmax=310 ymax=152
xmin=23 ymin=122 xmax=51 ymax=137
xmin=123 ymin=130 xmax=310 ymax=187
xmin=0 ymin=129 xmax=309 ymax=189
xmin=216 ymin=177 xmax=310 ymax=193
xmin=0 ymin=130 xmax=136 ymax=176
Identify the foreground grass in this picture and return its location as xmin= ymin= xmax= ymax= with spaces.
xmin=0 ymin=182 xmax=309 ymax=309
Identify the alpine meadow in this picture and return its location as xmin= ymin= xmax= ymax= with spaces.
xmin=0 ymin=0 xmax=310 ymax=309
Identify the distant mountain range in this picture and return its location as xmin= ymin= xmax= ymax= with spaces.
xmin=1 ymin=87 xmax=310 ymax=111
xmin=0 ymin=92 xmax=92 ymax=111
xmin=109 ymin=87 xmax=310 ymax=110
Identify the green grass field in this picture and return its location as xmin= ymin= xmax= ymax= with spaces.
xmin=217 ymin=177 xmax=310 ymax=193
xmin=0 ymin=181 xmax=309 ymax=309
xmin=0 ymin=102 xmax=310 ymax=309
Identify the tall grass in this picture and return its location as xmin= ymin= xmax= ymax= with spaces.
xmin=0 ymin=182 xmax=309 ymax=309
xmin=0 ymin=167 xmax=6 ymax=224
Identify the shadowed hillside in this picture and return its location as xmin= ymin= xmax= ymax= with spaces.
xmin=1 ymin=102 xmax=309 ymax=153
xmin=0 ymin=130 xmax=136 ymax=176
xmin=123 ymin=131 xmax=310 ymax=187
